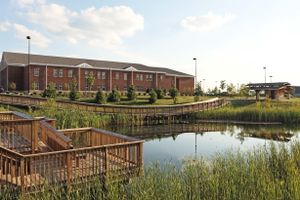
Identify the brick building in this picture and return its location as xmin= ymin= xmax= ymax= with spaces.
xmin=0 ymin=52 xmax=194 ymax=94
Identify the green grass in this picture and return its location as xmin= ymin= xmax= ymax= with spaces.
xmin=3 ymin=142 xmax=300 ymax=199
xmin=196 ymin=99 xmax=300 ymax=124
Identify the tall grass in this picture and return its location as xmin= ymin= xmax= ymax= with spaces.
xmin=196 ymin=100 xmax=300 ymax=124
xmin=3 ymin=142 xmax=300 ymax=199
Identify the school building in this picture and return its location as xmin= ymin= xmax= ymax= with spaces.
xmin=0 ymin=52 xmax=194 ymax=94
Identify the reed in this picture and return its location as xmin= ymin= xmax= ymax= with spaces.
xmin=195 ymin=100 xmax=300 ymax=124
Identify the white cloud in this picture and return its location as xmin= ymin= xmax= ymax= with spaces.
xmin=11 ymin=0 xmax=45 ymax=8
xmin=23 ymin=3 xmax=144 ymax=48
xmin=181 ymin=11 xmax=236 ymax=32
xmin=13 ymin=24 xmax=51 ymax=48
xmin=0 ymin=22 xmax=11 ymax=32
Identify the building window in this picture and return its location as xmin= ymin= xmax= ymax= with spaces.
xmin=34 ymin=68 xmax=39 ymax=77
xmin=146 ymin=74 xmax=152 ymax=81
xmin=85 ymin=70 xmax=89 ymax=78
xmin=68 ymin=70 xmax=73 ymax=78
xmin=136 ymin=74 xmax=143 ymax=81
xmin=53 ymin=69 xmax=58 ymax=77
xmin=59 ymin=69 xmax=63 ymax=77
xmin=97 ymin=71 xmax=101 ymax=79
xmin=57 ymin=84 xmax=63 ymax=91
xmin=160 ymin=75 xmax=163 ymax=80
xmin=115 ymin=72 xmax=120 ymax=80
xmin=102 ymin=72 xmax=106 ymax=79
xmin=124 ymin=73 xmax=128 ymax=81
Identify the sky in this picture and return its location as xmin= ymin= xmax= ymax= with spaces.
xmin=1 ymin=0 xmax=300 ymax=89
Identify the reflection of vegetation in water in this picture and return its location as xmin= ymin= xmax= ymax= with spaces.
xmin=109 ymin=123 xmax=300 ymax=143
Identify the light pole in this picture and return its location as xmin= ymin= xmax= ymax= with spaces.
xmin=263 ymin=66 xmax=267 ymax=84
xmin=26 ymin=36 xmax=31 ymax=93
xmin=269 ymin=76 xmax=273 ymax=83
xmin=193 ymin=58 xmax=197 ymax=89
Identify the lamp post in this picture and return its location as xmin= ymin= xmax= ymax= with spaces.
xmin=269 ymin=76 xmax=273 ymax=83
xmin=26 ymin=36 xmax=31 ymax=93
xmin=263 ymin=66 xmax=267 ymax=84
xmin=193 ymin=58 xmax=197 ymax=89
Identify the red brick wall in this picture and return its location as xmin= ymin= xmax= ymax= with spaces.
xmin=8 ymin=65 xmax=194 ymax=93
xmin=0 ymin=68 xmax=7 ymax=90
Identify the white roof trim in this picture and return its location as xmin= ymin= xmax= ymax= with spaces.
xmin=124 ymin=66 xmax=138 ymax=71
xmin=76 ymin=63 xmax=93 ymax=68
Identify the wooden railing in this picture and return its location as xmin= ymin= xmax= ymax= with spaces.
xmin=0 ymin=140 xmax=143 ymax=192
xmin=0 ymin=94 xmax=228 ymax=117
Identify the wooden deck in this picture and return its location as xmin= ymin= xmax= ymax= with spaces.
xmin=0 ymin=94 xmax=228 ymax=117
xmin=0 ymin=112 xmax=144 ymax=192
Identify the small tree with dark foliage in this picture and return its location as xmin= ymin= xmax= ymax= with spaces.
xmin=149 ymin=89 xmax=157 ymax=104
xmin=42 ymin=82 xmax=56 ymax=98
xmin=95 ymin=90 xmax=106 ymax=104
xmin=107 ymin=89 xmax=121 ymax=102
xmin=69 ymin=78 xmax=80 ymax=101
xmin=127 ymin=85 xmax=137 ymax=101
xmin=155 ymin=88 xmax=165 ymax=99
xmin=169 ymin=86 xmax=179 ymax=104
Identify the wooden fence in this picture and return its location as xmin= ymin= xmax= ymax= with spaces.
xmin=0 ymin=94 xmax=228 ymax=117
xmin=0 ymin=112 xmax=144 ymax=192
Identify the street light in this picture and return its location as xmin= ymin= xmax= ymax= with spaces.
xmin=26 ymin=36 xmax=31 ymax=93
xmin=263 ymin=66 xmax=266 ymax=83
xmin=269 ymin=75 xmax=273 ymax=83
xmin=193 ymin=58 xmax=197 ymax=89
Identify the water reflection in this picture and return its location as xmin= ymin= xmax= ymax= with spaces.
xmin=106 ymin=123 xmax=300 ymax=165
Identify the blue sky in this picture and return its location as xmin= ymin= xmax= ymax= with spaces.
xmin=1 ymin=0 xmax=300 ymax=88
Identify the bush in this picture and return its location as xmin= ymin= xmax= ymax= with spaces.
xmin=127 ymin=85 xmax=137 ymax=101
xmin=42 ymin=82 xmax=56 ymax=98
xmin=169 ymin=87 xmax=179 ymax=104
xmin=107 ymin=89 xmax=121 ymax=102
xmin=69 ymin=78 xmax=80 ymax=101
xmin=155 ymin=88 xmax=165 ymax=99
xmin=8 ymin=82 xmax=16 ymax=91
xmin=95 ymin=90 xmax=106 ymax=104
xmin=149 ymin=89 xmax=157 ymax=104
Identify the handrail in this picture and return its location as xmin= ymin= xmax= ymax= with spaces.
xmin=0 ymin=93 xmax=228 ymax=116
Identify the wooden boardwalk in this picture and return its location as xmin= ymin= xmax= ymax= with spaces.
xmin=0 ymin=94 xmax=228 ymax=117
xmin=0 ymin=112 xmax=144 ymax=192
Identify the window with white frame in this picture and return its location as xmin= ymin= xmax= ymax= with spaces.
xmin=58 ymin=84 xmax=63 ymax=91
xmin=101 ymin=72 xmax=106 ymax=79
xmin=34 ymin=68 xmax=39 ymax=77
xmin=68 ymin=70 xmax=73 ymax=78
xmin=160 ymin=75 xmax=163 ymax=80
xmin=85 ymin=70 xmax=89 ymax=78
xmin=59 ymin=69 xmax=63 ymax=77
xmin=124 ymin=73 xmax=128 ymax=81
xmin=115 ymin=72 xmax=119 ymax=80
xmin=140 ymin=74 xmax=143 ymax=81
xmin=97 ymin=71 xmax=101 ymax=79
xmin=53 ymin=69 xmax=58 ymax=77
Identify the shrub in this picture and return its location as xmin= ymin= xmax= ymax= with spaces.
xmin=42 ymin=82 xmax=56 ymax=98
xmin=107 ymin=89 xmax=121 ymax=102
xmin=69 ymin=78 xmax=80 ymax=101
xmin=127 ymin=85 xmax=137 ymax=101
xmin=95 ymin=90 xmax=106 ymax=104
xmin=169 ymin=87 xmax=179 ymax=104
xmin=149 ymin=89 xmax=157 ymax=104
xmin=155 ymin=88 xmax=165 ymax=99
xmin=8 ymin=82 xmax=16 ymax=91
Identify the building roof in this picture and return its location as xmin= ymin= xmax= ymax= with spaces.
xmin=247 ymin=82 xmax=291 ymax=91
xmin=1 ymin=51 xmax=193 ymax=77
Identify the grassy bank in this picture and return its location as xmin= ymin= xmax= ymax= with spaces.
xmin=29 ymin=99 xmax=134 ymax=129
xmin=195 ymin=99 xmax=300 ymax=124
xmin=2 ymin=142 xmax=300 ymax=200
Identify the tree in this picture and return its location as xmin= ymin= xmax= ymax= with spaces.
xmin=8 ymin=82 xmax=16 ymax=91
xmin=226 ymin=83 xmax=236 ymax=97
xmin=149 ymin=89 xmax=157 ymax=104
xmin=69 ymin=78 xmax=80 ymax=101
xmin=86 ymin=72 xmax=95 ymax=91
xmin=239 ymin=84 xmax=250 ymax=97
xmin=194 ymin=82 xmax=203 ymax=101
xmin=42 ymin=82 xmax=56 ymax=98
xmin=169 ymin=86 xmax=179 ymax=104
xmin=107 ymin=89 xmax=121 ymax=102
xmin=220 ymin=80 xmax=226 ymax=92
xmin=127 ymin=85 xmax=137 ymax=101
xmin=155 ymin=88 xmax=165 ymax=99
xmin=95 ymin=90 xmax=106 ymax=104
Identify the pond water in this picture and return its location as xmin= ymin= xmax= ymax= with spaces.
xmin=108 ymin=123 xmax=300 ymax=166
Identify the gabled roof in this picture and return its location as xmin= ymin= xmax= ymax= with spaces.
xmin=247 ymin=82 xmax=291 ymax=90
xmin=1 ymin=51 xmax=193 ymax=77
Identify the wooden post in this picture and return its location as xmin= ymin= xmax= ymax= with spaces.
xmin=20 ymin=158 xmax=25 ymax=192
xmin=31 ymin=120 xmax=39 ymax=153
xmin=66 ymin=152 xmax=72 ymax=183
xmin=138 ymin=142 xmax=144 ymax=176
